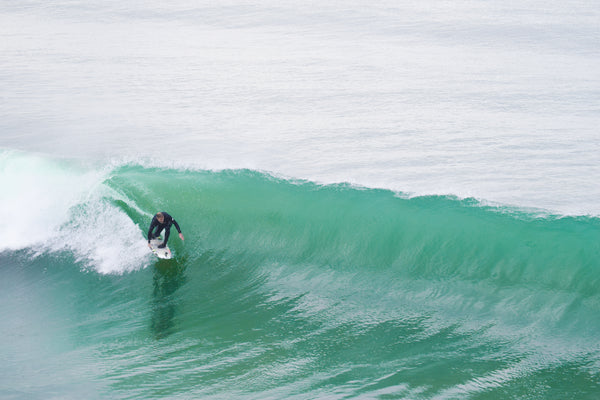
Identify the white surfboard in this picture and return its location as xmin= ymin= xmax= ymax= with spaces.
xmin=149 ymin=238 xmax=172 ymax=259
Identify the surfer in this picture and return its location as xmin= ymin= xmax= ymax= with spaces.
xmin=147 ymin=212 xmax=184 ymax=248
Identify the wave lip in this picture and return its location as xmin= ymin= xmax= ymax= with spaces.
xmin=2 ymin=150 xmax=599 ymax=283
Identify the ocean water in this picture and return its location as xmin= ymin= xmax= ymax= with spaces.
xmin=1 ymin=1 xmax=599 ymax=399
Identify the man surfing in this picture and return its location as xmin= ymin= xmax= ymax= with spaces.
xmin=147 ymin=212 xmax=184 ymax=249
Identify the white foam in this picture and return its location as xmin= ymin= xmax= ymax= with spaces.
xmin=0 ymin=151 xmax=99 ymax=250
xmin=47 ymin=199 xmax=152 ymax=274
xmin=0 ymin=150 xmax=151 ymax=273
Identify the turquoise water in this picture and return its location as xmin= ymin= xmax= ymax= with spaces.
xmin=1 ymin=153 xmax=599 ymax=399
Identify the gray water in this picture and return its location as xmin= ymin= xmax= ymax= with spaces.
xmin=1 ymin=0 xmax=599 ymax=215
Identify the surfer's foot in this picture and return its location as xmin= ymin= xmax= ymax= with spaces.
xmin=158 ymin=243 xmax=166 ymax=249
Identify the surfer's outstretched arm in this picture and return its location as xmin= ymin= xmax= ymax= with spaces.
xmin=173 ymin=220 xmax=184 ymax=241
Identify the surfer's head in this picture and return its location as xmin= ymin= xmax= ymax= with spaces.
xmin=156 ymin=212 xmax=164 ymax=223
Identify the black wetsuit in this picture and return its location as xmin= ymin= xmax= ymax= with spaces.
xmin=147 ymin=212 xmax=182 ymax=247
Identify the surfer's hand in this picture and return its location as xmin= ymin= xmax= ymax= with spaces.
xmin=179 ymin=233 xmax=185 ymax=241
xmin=148 ymin=242 xmax=152 ymax=248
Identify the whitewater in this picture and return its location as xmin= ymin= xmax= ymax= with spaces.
xmin=1 ymin=1 xmax=599 ymax=399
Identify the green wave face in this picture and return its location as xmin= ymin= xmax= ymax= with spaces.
xmin=109 ymin=164 xmax=599 ymax=293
